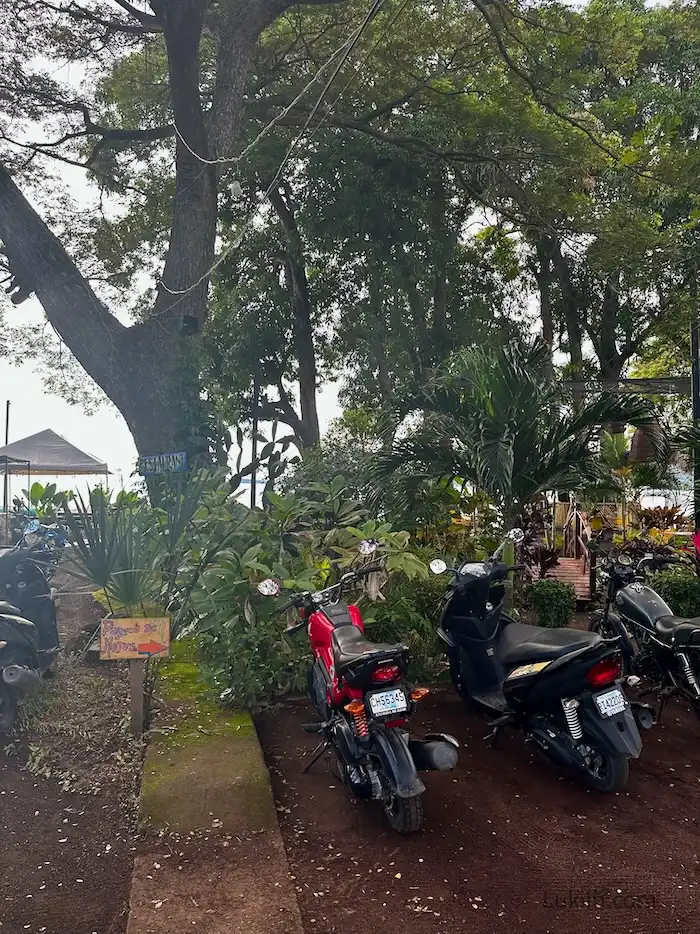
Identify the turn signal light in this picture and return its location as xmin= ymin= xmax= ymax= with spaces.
xmin=344 ymin=700 xmax=365 ymax=715
xmin=586 ymin=655 xmax=622 ymax=688
xmin=0 ymin=641 xmax=6 ymax=650
xmin=410 ymin=687 xmax=430 ymax=702
xmin=370 ymin=665 xmax=400 ymax=683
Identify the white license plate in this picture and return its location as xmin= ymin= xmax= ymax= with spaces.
xmin=368 ymin=688 xmax=408 ymax=717
xmin=594 ymin=688 xmax=627 ymax=718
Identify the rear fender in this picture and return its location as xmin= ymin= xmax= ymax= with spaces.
xmin=369 ymin=723 xmax=426 ymax=798
xmin=580 ymin=691 xmax=642 ymax=759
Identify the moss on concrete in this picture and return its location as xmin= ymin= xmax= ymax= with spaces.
xmin=158 ymin=639 xmax=207 ymax=702
xmin=140 ymin=637 xmax=269 ymax=834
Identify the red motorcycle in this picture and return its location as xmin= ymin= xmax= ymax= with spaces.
xmin=257 ymin=548 xmax=458 ymax=834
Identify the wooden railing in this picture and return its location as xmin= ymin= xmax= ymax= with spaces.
xmin=562 ymin=502 xmax=597 ymax=597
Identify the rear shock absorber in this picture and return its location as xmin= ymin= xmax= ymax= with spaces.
xmin=561 ymin=698 xmax=583 ymax=741
xmin=345 ymin=700 xmax=369 ymax=737
xmin=677 ymin=653 xmax=700 ymax=697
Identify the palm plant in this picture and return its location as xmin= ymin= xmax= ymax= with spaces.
xmin=108 ymin=505 xmax=162 ymax=616
xmin=62 ymin=489 xmax=126 ymax=613
xmin=374 ymin=338 xmax=661 ymax=528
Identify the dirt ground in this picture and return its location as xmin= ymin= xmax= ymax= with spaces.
xmin=0 ymin=572 xmax=140 ymax=934
xmin=256 ymin=689 xmax=700 ymax=934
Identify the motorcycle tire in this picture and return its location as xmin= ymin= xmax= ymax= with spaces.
xmin=383 ymin=793 xmax=424 ymax=834
xmin=580 ymin=741 xmax=629 ymax=793
xmin=0 ymin=686 xmax=18 ymax=734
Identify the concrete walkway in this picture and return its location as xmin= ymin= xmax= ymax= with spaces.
xmin=126 ymin=643 xmax=304 ymax=934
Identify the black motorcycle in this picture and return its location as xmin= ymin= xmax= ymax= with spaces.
xmin=589 ymin=550 xmax=700 ymax=721
xmin=431 ymin=530 xmax=646 ymax=792
xmin=0 ymin=549 xmax=59 ymax=732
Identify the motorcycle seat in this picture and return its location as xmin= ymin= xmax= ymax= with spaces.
xmin=321 ymin=602 xmax=355 ymax=627
xmin=0 ymin=601 xmax=23 ymax=616
xmin=499 ymin=622 xmax=602 ymax=668
xmin=331 ymin=626 xmax=407 ymax=674
xmin=654 ymin=615 xmax=700 ymax=646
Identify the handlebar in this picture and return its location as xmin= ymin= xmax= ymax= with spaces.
xmin=275 ymin=562 xmax=384 ymax=617
xmin=604 ymin=553 xmax=687 ymax=575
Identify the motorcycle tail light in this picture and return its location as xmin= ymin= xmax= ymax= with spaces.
xmin=586 ymin=655 xmax=622 ymax=688
xmin=370 ymin=664 xmax=400 ymax=683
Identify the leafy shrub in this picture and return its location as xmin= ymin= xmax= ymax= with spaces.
xmin=364 ymin=576 xmax=448 ymax=681
xmin=649 ymin=567 xmax=700 ymax=618
xmin=525 ymin=579 xmax=576 ymax=628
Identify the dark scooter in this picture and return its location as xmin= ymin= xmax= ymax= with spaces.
xmin=590 ymin=550 xmax=700 ymax=721
xmin=257 ymin=543 xmax=458 ymax=833
xmin=0 ymin=548 xmax=59 ymax=732
xmin=431 ymin=529 xmax=646 ymax=792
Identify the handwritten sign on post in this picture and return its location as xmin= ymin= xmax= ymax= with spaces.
xmin=100 ymin=617 xmax=171 ymax=660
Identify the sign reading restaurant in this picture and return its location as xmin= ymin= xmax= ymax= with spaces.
xmin=138 ymin=451 xmax=187 ymax=475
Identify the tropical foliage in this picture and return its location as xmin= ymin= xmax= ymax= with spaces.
xmin=375 ymin=338 xmax=659 ymax=526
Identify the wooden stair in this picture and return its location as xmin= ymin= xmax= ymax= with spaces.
xmin=545 ymin=557 xmax=591 ymax=601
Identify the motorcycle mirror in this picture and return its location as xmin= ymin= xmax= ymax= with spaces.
xmin=429 ymin=559 xmax=448 ymax=575
xmin=358 ymin=539 xmax=379 ymax=556
xmin=507 ymin=528 xmax=525 ymax=544
xmin=257 ymin=578 xmax=281 ymax=597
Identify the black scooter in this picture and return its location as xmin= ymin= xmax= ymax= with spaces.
xmin=431 ymin=530 xmax=646 ymax=792
xmin=0 ymin=549 xmax=59 ymax=732
xmin=590 ymin=550 xmax=700 ymax=721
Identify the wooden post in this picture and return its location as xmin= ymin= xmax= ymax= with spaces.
xmin=129 ymin=658 xmax=146 ymax=737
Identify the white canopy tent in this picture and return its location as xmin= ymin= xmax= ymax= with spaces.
xmin=0 ymin=430 xmax=109 ymax=542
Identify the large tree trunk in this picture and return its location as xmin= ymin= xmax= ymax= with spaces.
xmin=0 ymin=0 xmax=339 ymax=462
xmin=0 ymin=161 xmax=201 ymax=456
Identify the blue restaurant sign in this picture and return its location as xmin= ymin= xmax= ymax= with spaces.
xmin=138 ymin=451 xmax=187 ymax=476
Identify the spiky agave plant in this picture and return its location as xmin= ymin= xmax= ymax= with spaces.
xmin=61 ymin=488 xmax=127 ymax=613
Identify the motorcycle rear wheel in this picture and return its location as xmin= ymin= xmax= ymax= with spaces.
xmin=383 ymin=793 xmax=424 ymax=833
xmin=580 ymin=741 xmax=629 ymax=793
xmin=0 ymin=687 xmax=18 ymax=734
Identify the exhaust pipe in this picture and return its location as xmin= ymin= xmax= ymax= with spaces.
xmin=2 ymin=665 xmax=41 ymax=693
xmin=409 ymin=733 xmax=459 ymax=772
xmin=631 ymin=702 xmax=655 ymax=731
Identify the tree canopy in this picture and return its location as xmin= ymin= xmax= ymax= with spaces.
xmin=0 ymin=0 xmax=698 ymax=468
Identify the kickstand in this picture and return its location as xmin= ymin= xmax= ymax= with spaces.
xmin=302 ymin=739 xmax=329 ymax=774
xmin=655 ymin=686 xmax=676 ymax=723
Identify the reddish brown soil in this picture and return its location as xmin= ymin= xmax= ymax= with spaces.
xmin=256 ymin=690 xmax=700 ymax=934
xmin=0 ymin=573 xmax=138 ymax=934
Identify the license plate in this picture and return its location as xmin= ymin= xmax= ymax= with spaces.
xmin=594 ymin=688 xmax=627 ymax=718
xmin=368 ymin=688 xmax=408 ymax=717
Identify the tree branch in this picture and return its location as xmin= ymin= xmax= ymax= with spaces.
xmin=32 ymin=0 xmax=161 ymax=34
xmin=112 ymin=0 xmax=162 ymax=27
